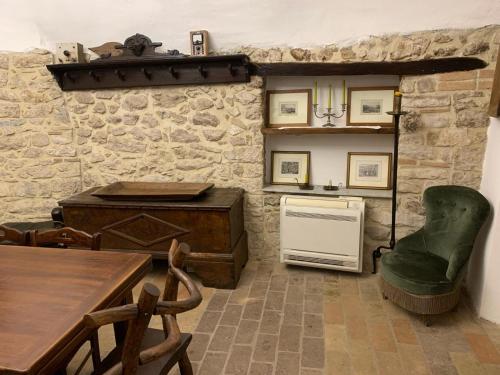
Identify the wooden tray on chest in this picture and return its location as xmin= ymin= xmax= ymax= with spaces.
xmin=91 ymin=181 xmax=214 ymax=201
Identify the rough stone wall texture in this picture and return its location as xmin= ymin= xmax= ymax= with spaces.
xmin=0 ymin=25 xmax=498 ymax=268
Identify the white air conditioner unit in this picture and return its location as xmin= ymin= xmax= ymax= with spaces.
xmin=280 ymin=195 xmax=365 ymax=273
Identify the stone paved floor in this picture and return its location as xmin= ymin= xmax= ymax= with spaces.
xmin=69 ymin=260 xmax=500 ymax=375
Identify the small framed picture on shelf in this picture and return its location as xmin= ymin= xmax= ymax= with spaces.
xmin=271 ymin=151 xmax=310 ymax=185
xmin=347 ymin=86 xmax=398 ymax=127
xmin=266 ymin=89 xmax=312 ymax=128
xmin=346 ymin=152 xmax=392 ymax=190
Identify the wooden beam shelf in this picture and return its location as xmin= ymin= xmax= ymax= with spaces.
xmin=251 ymin=57 xmax=487 ymax=76
xmin=261 ymin=126 xmax=394 ymax=135
xmin=47 ymin=54 xmax=251 ymax=91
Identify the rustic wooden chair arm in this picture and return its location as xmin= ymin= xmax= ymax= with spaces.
xmin=139 ymin=315 xmax=182 ymax=365
xmin=155 ymin=266 xmax=202 ymax=315
xmin=83 ymin=304 xmax=138 ymax=329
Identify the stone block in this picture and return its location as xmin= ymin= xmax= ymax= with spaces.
xmin=22 ymin=104 xmax=52 ymax=118
xmin=0 ymin=103 xmax=20 ymax=118
xmin=438 ymin=71 xmax=477 ymax=81
xmin=404 ymin=95 xmax=450 ymax=108
xmin=170 ymin=128 xmax=200 ymax=143
xmin=416 ymin=77 xmax=436 ymax=93
xmin=191 ymin=97 xmax=214 ymax=111
xmin=192 ymin=112 xmax=220 ymax=126
xmin=152 ymin=92 xmax=186 ymax=108
xmin=122 ymin=94 xmax=148 ymax=110
xmin=74 ymin=92 xmax=95 ymax=105
xmin=11 ymin=53 xmax=52 ymax=68
xmin=0 ymin=54 xmax=9 ymax=70
xmin=203 ymin=129 xmax=226 ymax=141
xmin=456 ymin=109 xmax=490 ymax=128
xmin=437 ymin=80 xmax=476 ymax=91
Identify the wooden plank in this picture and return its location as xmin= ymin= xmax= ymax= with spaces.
xmin=489 ymin=50 xmax=500 ymax=117
xmin=251 ymin=57 xmax=487 ymax=76
xmin=0 ymin=246 xmax=151 ymax=375
xmin=260 ymin=126 xmax=394 ymax=135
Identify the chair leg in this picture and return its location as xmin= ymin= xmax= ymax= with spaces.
xmin=90 ymin=332 xmax=101 ymax=370
xmin=178 ymin=352 xmax=194 ymax=375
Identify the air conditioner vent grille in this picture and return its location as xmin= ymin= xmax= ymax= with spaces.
xmin=285 ymin=254 xmax=357 ymax=268
xmin=285 ymin=210 xmax=357 ymax=222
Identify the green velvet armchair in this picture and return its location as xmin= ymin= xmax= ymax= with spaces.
xmin=380 ymin=185 xmax=490 ymax=324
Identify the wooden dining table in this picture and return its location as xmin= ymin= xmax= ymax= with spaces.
xmin=0 ymin=245 xmax=152 ymax=375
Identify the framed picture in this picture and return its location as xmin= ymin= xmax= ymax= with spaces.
xmin=271 ymin=151 xmax=310 ymax=185
xmin=266 ymin=89 xmax=312 ymax=128
xmin=347 ymin=86 xmax=399 ymax=127
xmin=346 ymin=152 xmax=392 ymax=190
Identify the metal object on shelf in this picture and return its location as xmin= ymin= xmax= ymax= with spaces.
xmin=371 ymin=92 xmax=408 ymax=274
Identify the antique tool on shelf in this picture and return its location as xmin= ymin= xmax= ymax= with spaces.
xmin=371 ymin=91 xmax=407 ymax=273
xmin=312 ymin=80 xmax=347 ymax=127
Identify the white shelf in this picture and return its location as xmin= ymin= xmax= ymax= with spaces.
xmin=262 ymin=184 xmax=392 ymax=199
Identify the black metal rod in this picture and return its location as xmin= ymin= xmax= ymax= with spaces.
xmin=371 ymin=111 xmax=405 ymax=273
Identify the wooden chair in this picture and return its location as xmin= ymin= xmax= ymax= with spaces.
xmin=85 ymin=283 xmax=162 ymax=375
xmin=0 ymin=224 xmax=29 ymax=245
xmin=85 ymin=240 xmax=202 ymax=375
xmin=29 ymin=226 xmax=102 ymax=371
xmin=29 ymin=226 xmax=102 ymax=250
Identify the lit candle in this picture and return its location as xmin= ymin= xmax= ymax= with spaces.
xmin=328 ymin=84 xmax=332 ymax=108
xmin=342 ymin=80 xmax=346 ymax=105
xmin=313 ymin=81 xmax=318 ymax=105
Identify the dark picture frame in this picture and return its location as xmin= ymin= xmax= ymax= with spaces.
xmin=347 ymin=86 xmax=399 ymax=127
xmin=271 ymin=151 xmax=311 ymax=185
xmin=266 ymin=89 xmax=312 ymax=128
xmin=346 ymin=152 xmax=392 ymax=190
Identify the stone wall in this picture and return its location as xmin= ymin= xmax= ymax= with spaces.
xmin=0 ymin=25 xmax=498 ymax=268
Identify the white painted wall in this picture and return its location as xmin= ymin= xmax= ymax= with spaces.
xmin=1 ymin=0 xmax=499 ymax=52
xmin=468 ymin=117 xmax=500 ymax=323
xmin=265 ymin=75 xmax=398 ymax=186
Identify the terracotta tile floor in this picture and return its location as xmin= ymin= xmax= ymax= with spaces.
xmin=69 ymin=260 xmax=500 ymax=375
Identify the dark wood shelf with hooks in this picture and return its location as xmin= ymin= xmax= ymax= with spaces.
xmin=46 ymin=54 xmax=251 ymax=91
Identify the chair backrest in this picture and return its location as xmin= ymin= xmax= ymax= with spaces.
xmin=84 ymin=240 xmax=202 ymax=375
xmin=0 ymin=225 xmax=28 ymax=245
xmin=29 ymin=227 xmax=102 ymax=250
xmin=423 ymin=185 xmax=490 ymax=263
xmin=85 ymin=283 xmax=161 ymax=375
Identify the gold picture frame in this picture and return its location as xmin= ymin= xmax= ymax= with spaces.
xmin=266 ymin=89 xmax=312 ymax=128
xmin=346 ymin=152 xmax=392 ymax=190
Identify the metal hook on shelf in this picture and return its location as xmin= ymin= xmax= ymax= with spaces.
xmin=198 ymin=65 xmax=207 ymax=78
xmin=88 ymin=71 xmax=100 ymax=82
xmin=168 ymin=66 xmax=179 ymax=79
xmin=141 ymin=68 xmax=152 ymax=80
xmin=114 ymin=69 xmax=126 ymax=81
xmin=63 ymin=72 xmax=76 ymax=83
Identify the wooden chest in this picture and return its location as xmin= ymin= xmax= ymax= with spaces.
xmin=58 ymin=187 xmax=248 ymax=289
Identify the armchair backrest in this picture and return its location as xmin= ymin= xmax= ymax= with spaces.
xmin=423 ymin=185 xmax=490 ymax=266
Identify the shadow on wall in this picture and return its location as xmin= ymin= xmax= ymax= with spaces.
xmin=466 ymin=202 xmax=493 ymax=313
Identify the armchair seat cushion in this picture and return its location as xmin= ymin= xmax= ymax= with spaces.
xmin=381 ymin=250 xmax=454 ymax=295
